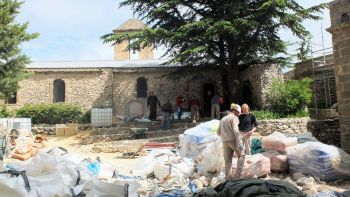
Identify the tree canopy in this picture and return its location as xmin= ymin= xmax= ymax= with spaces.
xmin=0 ymin=0 xmax=38 ymax=99
xmin=102 ymin=0 xmax=326 ymax=101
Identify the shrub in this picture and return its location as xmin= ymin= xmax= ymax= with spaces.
xmin=79 ymin=110 xmax=91 ymax=124
xmin=266 ymin=78 xmax=312 ymax=116
xmin=251 ymin=110 xmax=281 ymax=120
xmin=16 ymin=103 xmax=83 ymax=124
xmin=0 ymin=105 xmax=10 ymax=118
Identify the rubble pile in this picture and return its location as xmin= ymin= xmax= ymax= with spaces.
xmin=1 ymin=120 xmax=350 ymax=196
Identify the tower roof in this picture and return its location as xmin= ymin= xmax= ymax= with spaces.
xmin=114 ymin=19 xmax=146 ymax=32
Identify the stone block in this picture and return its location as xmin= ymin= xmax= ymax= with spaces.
xmin=56 ymin=128 xmax=65 ymax=136
xmin=64 ymin=127 xmax=77 ymax=136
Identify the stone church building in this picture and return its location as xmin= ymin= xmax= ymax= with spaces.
xmin=11 ymin=19 xmax=279 ymax=117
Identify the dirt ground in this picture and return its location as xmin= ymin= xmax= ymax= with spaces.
xmin=44 ymin=135 xmax=350 ymax=195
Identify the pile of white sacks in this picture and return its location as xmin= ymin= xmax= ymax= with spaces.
xmin=0 ymin=148 xmax=138 ymax=197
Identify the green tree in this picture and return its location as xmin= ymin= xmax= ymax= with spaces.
xmin=0 ymin=0 xmax=38 ymax=100
xmin=266 ymin=77 xmax=312 ymax=116
xmin=102 ymin=0 xmax=325 ymax=100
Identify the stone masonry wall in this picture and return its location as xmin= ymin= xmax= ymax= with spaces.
xmin=17 ymin=70 xmax=111 ymax=110
xmin=240 ymin=64 xmax=282 ymax=109
xmin=258 ymin=117 xmax=340 ymax=147
xmin=113 ymin=68 xmax=221 ymax=116
xmin=258 ymin=118 xmax=310 ymax=136
xmin=328 ymin=0 xmax=350 ymax=153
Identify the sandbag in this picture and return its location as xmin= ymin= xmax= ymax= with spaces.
xmin=287 ymin=142 xmax=350 ymax=182
xmin=262 ymin=131 xmax=297 ymax=154
xmin=230 ymin=153 xmax=270 ymax=178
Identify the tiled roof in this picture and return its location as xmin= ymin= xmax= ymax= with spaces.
xmin=26 ymin=59 xmax=172 ymax=69
xmin=114 ymin=19 xmax=146 ymax=32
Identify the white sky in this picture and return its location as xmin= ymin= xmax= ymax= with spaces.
xmin=16 ymin=0 xmax=333 ymax=61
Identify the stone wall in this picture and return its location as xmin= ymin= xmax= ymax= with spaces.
xmin=257 ymin=118 xmax=310 ymax=136
xmin=240 ymin=64 xmax=282 ymax=109
xmin=17 ymin=70 xmax=111 ymax=110
xmin=255 ymin=117 xmax=341 ymax=147
xmin=112 ymin=68 xmax=221 ymax=116
xmin=17 ymin=67 xmax=221 ymax=117
xmin=308 ymin=118 xmax=341 ymax=147
xmin=328 ymin=0 xmax=350 ymax=153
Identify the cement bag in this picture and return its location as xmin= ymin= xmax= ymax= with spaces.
xmin=180 ymin=134 xmax=219 ymax=159
xmin=287 ymin=141 xmax=350 ymax=182
xmin=132 ymin=149 xmax=175 ymax=177
xmin=26 ymin=152 xmax=57 ymax=176
xmin=172 ymin=158 xmax=195 ymax=178
xmin=261 ymin=151 xmax=288 ymax=172
xmin=0 ymin=172 xmax=28 ymax=197
xmin=262 ymin=131 xmax=297 ymax=154
xmin=198 ymin=138 xmax=223 ymax=177
xmin=230 ymin=153 xmax=271 ymax=178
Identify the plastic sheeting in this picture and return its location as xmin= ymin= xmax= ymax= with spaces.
xmin=287 ymin=142 xmax=350 ymax=182
xmin=230 ymin=153 xmax=271 ymax=178
xmin=180 ymin=120 xmax=220 ymax=159
xmin=262 ymin=131 xmax=298 ymax=154
xmin=261 ymin=151 xmax=288 ymax=172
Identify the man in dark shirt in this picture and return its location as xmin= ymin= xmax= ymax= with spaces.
xmin=239 ymin=103 xmax=258 ymax=155
xmin=147 ymin=91 xmax=161 ymax=121
xmin=161 ymin=99 xmax=173 ymax=129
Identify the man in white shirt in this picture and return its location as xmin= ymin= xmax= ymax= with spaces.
xmin=217 ymin=103 xmax=243 ymax=179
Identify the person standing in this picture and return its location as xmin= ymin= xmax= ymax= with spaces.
xmin=147 ymin=91 xmax=161 ymax=121
xmin=175 ymin=95 xmax=185 ymax=120
xmin=211 ymin=93 xmax=221 ymax=119
xmin=189 ymin=95 xmax=200 ymax=123
xmin=161 ymin=99 xmax=173 ymax=130
xmin=239 ymin=103 xmax=258 ymax=155
xmin=217 ymin=103 xmax=243 ymax=179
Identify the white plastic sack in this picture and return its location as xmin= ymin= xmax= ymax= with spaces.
xmin=198 ymin=138 xmax=223 ymax=177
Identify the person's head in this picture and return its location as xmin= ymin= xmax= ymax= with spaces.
xmin=207 ymin=91 xmax=211 ymax=96
xmin=241 ymin=103 xmax=250 ymax=115
xmin=230 ymin=103 xmax=241 ymax=116
xmin=150 ymin=91 xmax=154 ymax=96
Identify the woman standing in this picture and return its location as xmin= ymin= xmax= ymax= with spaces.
xmin=239 ymin=103 xmax=258 ymax=155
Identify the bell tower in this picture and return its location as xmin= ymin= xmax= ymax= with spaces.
xmin=113 ymin=19 xmax=153 ymax=61
xmin=327 ymin=0 xmax=350 ymax=153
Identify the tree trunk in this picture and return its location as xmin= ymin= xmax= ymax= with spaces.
xmin=228 ymin=65 xmax=240 ymax=104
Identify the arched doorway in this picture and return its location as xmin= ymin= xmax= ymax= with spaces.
xmin=53 ymin=79 xmax=65 ymax=102
xmin=203 ymin=83 xmax=215 ymax=117
xmin=241 ymin=80 xmax=253 ymax=108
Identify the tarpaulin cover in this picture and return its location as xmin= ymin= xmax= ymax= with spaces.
xmin=287 ymin=142 xmax=350 ymax=182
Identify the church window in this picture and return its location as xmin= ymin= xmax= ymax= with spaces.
xmin=53 ymin=79 xmax=65 ymax=102
xmin=136 ymin=77 xmax=147 ymax=98
xmin=5 ymin=92 xmax=17 ymax=104
xmin=341 ymin=13 xmax=349 ymax=23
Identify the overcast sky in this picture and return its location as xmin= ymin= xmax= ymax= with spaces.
xmin=16 ymin=0 xmax=333 ymax=62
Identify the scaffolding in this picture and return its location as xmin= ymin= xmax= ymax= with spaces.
xmin=310 ymin=45 xmax=335 ymax=117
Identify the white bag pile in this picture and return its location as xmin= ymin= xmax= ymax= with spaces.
xmin=179 ymin=120 xmax=220 ymax=159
